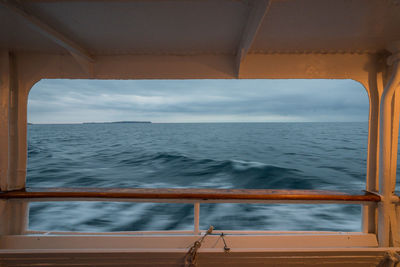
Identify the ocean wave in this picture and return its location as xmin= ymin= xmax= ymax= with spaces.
xmin=28 ymin=147 xmax=316 ymax=190
xmin=114 ymin=152 xmax=311 ymax=189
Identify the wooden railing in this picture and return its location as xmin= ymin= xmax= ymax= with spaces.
xmin=0 ymin=188 xmax=381 ymax=235
xmin=0 ymin=188 xmax=381 ymax=202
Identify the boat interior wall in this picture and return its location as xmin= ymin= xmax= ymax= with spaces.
xmin=2 ymin=0 xmax=400 ymax=264
xmin=2 ymin=1 xmax=400 ymax=53
xmin=6 ymin=52 xmax=384 ymax=83
xmin=1 ymin=0 xmax=400 ymax=77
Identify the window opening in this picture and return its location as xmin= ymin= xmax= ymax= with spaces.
xmin=27 ymin=79 xmax=369 ymax=232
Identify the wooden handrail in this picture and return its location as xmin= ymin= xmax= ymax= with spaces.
xmin=0 ymin=188 xmax=381 ymax=202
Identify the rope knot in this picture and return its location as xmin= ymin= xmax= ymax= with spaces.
xmin=184 ymin=226 xmax=214 ymax=267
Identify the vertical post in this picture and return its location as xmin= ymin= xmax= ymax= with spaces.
xmin=0 ymin=51 xmax=29 ymax=235
xmin=363 ymin=66 xmax=384 ymax=233
xmin=194 ymin=202 xmax=200 ymax=235
xmin=388 ymin=85 xmax=400 ymax=247
xmin=0 ymin=50 xmax=11 ymax=191
xmin=390 ymin=89 xmax=400 ymax=189
xmin=0 ymin=51 xmax=27 ymax=191
xmin=0 ymin=200 xmax=29 ymax=235
xmin=377 ymin=42 xmax=400 ymax=247
xmin=8 ymin=52 xmax=28 ymax=190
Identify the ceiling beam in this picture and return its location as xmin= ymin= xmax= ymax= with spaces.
xmin=236 ymin=0 xmax=271 ymax=77
xmin=0 ymin=0 xmax=95 ymax=74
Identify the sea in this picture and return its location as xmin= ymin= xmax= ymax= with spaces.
xmin=27 ymin=122 xmax=373 ymax=232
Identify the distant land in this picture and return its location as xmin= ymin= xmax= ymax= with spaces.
xmin=82 ymin=121 xmax=151 ymax=124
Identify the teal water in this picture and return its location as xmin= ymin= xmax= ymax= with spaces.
xmin=27 ymin=122 xmax=368 ymax=232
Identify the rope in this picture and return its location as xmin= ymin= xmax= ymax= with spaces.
xmin=184 ymin=226 xmax=214 ymax=267
xmin=220 ymin=233 xmax=230 ymax=252
xmin=378 ymin=251 xmax=400 ymax=267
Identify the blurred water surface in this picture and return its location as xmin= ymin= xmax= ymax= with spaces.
xmin=27 ymin=122 xmax=368 ymax=232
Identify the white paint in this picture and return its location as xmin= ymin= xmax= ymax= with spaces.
xmin=362 ymin=66 xmax=384 ymax=234
xmin=0 ymin=248 xmax=389 ymax=267
xmin=0 ymin=233 xmax=379 ymax=249
xmin=0 ymin=51 xmax=10 ymax=191
xmin=236 ymin=0 xmax=270 ymax=76
xmin=0 ymin=200 xmax=28 ymax=235
xmin=0 ymin=52 xmax=28 ymax=191
xmin=0 ymin=0 xmax=94 ymax=73
xmin=194 ymin=202 xmax=200 ymax=235
xmin=377 ymin=42 xmax=400 ymax=247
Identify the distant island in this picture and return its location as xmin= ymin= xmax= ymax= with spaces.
xmin=83 ymin=121 xmax=151 ymax=124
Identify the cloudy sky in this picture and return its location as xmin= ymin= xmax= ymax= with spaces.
xmin=28 ymin=79 xmax=368 ymax=124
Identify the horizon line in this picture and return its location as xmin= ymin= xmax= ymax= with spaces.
xmin=28 ymin=121 xmax=368 ymax=125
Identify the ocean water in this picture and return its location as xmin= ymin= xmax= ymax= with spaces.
xmin=27 ymin=122 xmax=369 ymax=232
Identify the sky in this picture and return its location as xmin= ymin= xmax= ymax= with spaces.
xmin=28 ymin=79 xmax=368 ymax=124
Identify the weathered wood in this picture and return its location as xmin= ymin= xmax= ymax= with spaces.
xmin=0 ymin=188 xmax=381 ymax=202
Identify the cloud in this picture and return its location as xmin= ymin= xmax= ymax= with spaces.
xmin=28 ymin=79 xmax=368 ymax=123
